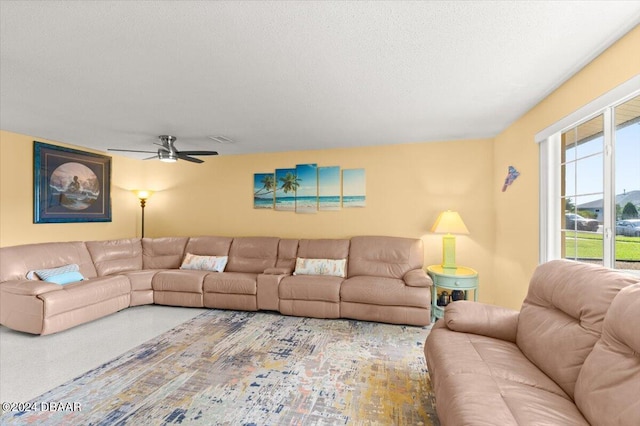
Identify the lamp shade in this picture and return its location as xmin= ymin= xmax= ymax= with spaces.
xmin=431 ymin=210 xmax=469 ymax=235
xmin=134 ymin=190 xmax=153 ymax=200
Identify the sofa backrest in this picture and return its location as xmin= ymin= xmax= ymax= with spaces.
xmin=574 ymin=283 xmax=640 ymax=426
xmin=86 ymin=238 xmax=142 ymax=276
xmin=143 ymin=237 xmax=190 ymax=269
xmin=516 ymin=259 xmax=638 ymax=400
xmin=226 ymin=237 xmax=280 ymax=273
xmin=0 ymin=241 xmax=98 ymax=282
xmin=276 ymin=239 xmax=299 ymax=269
xmin=347 ymin=236 xmax=423 ymax=279
xmin=296 ymin=239 xmax=350 ymax=264
xmin=183 ymin=236 xmax=232 ymax=259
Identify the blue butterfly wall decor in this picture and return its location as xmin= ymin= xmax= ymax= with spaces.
xmin=502 ymin=166 xmax=520 ymax=192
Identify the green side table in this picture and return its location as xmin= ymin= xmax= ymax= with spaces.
xmin=427 ymin=265 xmax=479 ymax=323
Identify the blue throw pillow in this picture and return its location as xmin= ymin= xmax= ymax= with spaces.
xmin=32 ymin=264 xmax=80 ymax=280
xmin=44 ymin=271 xmax=85 ymax=285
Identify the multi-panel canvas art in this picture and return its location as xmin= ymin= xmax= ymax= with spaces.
xmin=318 ymin=166 xmax=341 ymax=211
xmin=342 ymin=168 xmax=366 ymax=208
xmin=254 ymin=164 xmax=365 ymax=212
xmin=274 ymin=168 xmax=297 ymax=211
xmin=295 ymin=164 xmax=318 ymax=213
xmin=253 ymin=173 xmax=275 ymax=209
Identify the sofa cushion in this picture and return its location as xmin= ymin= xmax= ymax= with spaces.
xmin=279 ymin=275 xmax=343 ymax=303
xmin=86 ymin=238 xmax=142 ymax=276
xmin=142 ymin=237 xmax=190 ymax=269
xmin=347 ymin=236 xmax=423 ymax=279
xmin=424 ymin=323 xmax=588 ymax=425
xmin=574 ymin=283 xmax=640 ymax=426
xmin=226 ymin=237 xmax=279 ymax=273
xmin=427 ymin=327 xmax=569 ymax=398
xmin=297 ymin=239 xmax=350 ymax=260
xmin=432 ymin=372 xmax=589 ymax=425
xmin=516 ymin=259 xmax=638 ymax=399
xmin=0 ymin=242 xmax=98 ymax=282
xmin=184 ymin=236 xmax=233 ymax=257
xmin=38 ymin=276 xmax=130 ymax=317
xmin=340 ymin=276 xmax=429 ymax=308
xmin=152 ymin=270 xmax=208 ymax=294
xmin=275 ymin=239 xmax=299 ymax=269
xmin=203 ymin=272 xmax=257 ymax=295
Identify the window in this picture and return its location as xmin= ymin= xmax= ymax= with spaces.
xmin=538 ymin=76 xmax=640 ymax=272
xmin=562 ymin=114 xmax=605 ymax=264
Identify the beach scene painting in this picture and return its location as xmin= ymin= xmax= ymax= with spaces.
xmin=295 ymin=164 xmax=318 ymax=213
xmin=275 ymin=168 xmax=298 ymax=211
xmin=342 ymin=168 xmax=366 ymax=208
xmin=318 ymin=166 xmax=341 ymax=211
xmin=253 ymin=173 xmax=275 ymax=209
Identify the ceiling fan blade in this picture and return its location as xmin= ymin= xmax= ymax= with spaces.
xmin=108 ymin=148 xmax=157 ymax=154
xmin=143 ymin=155 xmax=159 ymax=160
xmin=176 ymin=153 xmax=204 ymax=163
xmin=178 ymin=150 xmax=219 ymax=156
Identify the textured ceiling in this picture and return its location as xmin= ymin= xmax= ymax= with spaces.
xmin=1 ymin=1 xmax=639 ymax=160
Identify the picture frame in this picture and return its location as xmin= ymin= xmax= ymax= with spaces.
xmin=34 ymin=141 xmax=112 ymax=223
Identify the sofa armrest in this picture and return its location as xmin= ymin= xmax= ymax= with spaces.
xmin=444 ymin=300 xmax=519 ymax=343
xmin=403 ymin=269 xmax=433 ymax=287
xmin=0 ymin=280 xmax=64 ymax=296
xmin=263 ymin=267 xmax=292 ymax=275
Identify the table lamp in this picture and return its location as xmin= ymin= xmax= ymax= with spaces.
xmin=134 ymin=190 xmax=153 ymax=238
xmin=431 ymin=210 xmax=469 ymax=272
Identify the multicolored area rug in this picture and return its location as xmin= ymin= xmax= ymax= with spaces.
xmin=2 ymin=311 xmax=439 ymax=425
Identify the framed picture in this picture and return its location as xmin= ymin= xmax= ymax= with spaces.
xmin=33 ymin=141 xmax=112 ymax=223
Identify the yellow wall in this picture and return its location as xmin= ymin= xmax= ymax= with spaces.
xmin=0 ymin=131 xmax=146 ymax=246
xmin=491 ymin=25 xmax=640 ymax=308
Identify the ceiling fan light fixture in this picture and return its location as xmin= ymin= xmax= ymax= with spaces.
xmin=158 ymin=150 xmax=177 ymax=163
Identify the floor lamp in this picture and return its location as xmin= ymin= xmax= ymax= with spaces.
xmin=135 ymin=190 xmax=152 ymax=238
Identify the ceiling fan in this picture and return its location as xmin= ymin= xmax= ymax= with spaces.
xmin=108 ymin=135 xmax=218 ymax=163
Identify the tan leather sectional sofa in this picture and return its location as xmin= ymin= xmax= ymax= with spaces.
xmin=0 ymin=235 xmax=432 ymax=335
xmin=424 ymin=259 xmax=640 ymax=426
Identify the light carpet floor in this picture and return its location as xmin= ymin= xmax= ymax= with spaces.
xmin=1 ymin=310 xmax=439 ymax=425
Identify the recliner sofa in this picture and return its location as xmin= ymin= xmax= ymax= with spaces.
xmin=0 ymin=235 xmax=432 ymax=335
xmin=424 ymin=259 xmax=640 ymax=426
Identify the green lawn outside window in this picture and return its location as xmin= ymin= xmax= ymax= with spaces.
xmin=564 ymin=231 xmax=640 ymax=261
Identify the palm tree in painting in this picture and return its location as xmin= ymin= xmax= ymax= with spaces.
xmin=279 ymin=172 xmax=301 ymax=194
xmin=254 ymin=175 xmax=276 ymax=196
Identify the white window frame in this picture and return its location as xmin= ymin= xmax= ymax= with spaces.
xmin=537 ymin=74 xmax=640 ymax=267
